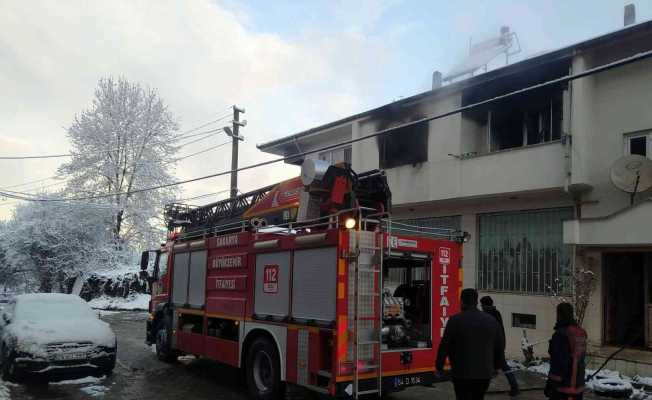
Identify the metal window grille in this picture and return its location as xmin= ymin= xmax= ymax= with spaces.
xmin=386 ymin=216 xmax=461 ymax=239
xmin=318 ymin=146 xmax=352 ymax=164
xmin=477 ymin=208 xmax=573 ymax=295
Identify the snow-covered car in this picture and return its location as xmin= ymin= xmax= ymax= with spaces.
xmin=0 ymin=293 xmax=117 ymax=382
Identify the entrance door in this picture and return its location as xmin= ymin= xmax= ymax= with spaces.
xmin=603 ymin=252 xmax=652 ymax=348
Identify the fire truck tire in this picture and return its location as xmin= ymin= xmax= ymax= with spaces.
xmin=245 ymin=337 xmax=285 ymax=400
xmin=155 ymin=316 xmax=177 ymax=363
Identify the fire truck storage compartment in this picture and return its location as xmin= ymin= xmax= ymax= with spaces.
xmin=382 ymin=253 xmax=432 ymax=350
xmin=254 ymin=251 xmax=291 ymax=319
xmin=172 ymin=250 xmax=207 ymax=308
xmin=292 ymin=247 xmax=337 ymax=323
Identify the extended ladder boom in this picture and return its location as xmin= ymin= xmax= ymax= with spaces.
xmin=164 ymin=183 xmax=276 ymax=232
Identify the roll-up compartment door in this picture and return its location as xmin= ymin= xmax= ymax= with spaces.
xmin=254 ymin=252 xmax=291 ymax=318
xmin=187 ymin=250 xmax=207 ymax=308
xmin=172 ymin=252 xmax=190 ymax=306
xmin=292 ymin=247 xmax=337 ymax=322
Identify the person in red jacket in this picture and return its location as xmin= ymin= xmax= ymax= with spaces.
xmin=545 ymin=302 xmax=588 ymax=400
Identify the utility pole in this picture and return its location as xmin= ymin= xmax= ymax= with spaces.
xmin=229 ymin=105 xmax=246 ymax=199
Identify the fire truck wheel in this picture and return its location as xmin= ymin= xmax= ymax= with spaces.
xmin=155 ymin=316 xmax=176 ymax=363
xmin=246 ymin=337 xmax=285 ymax=400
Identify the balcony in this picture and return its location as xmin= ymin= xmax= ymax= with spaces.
xmin=386 ymin=141 xmax=566 ymax=205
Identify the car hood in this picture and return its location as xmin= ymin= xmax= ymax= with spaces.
xmin=5 ymin=318 xmax=116 ymax=356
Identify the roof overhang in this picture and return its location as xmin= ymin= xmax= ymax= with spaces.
xmin=564 ymin=199 xmax=652 ymax=246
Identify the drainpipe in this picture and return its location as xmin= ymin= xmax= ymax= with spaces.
xmin=563 ymin=63 xmax=573 ymax=196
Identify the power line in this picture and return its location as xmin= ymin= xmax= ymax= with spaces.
xmin=175 ymin=140 xmax=232 ymax=162
xmin=172 ymin=189 xmax=231 ymax=203
xmin=0 ymin=176 xmax=58 ymax=189
xmin=0 ymin=128 xmax=231 ymax=192
xmin=5 ymin=48 xmax=652 ymax=203
xmin=0 ymin=112 xmax=233 ymax=160
xmin=1 ymin=140 xmax=233 ymax=197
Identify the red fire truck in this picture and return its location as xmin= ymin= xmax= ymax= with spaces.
xmin=140 ymin=160 xmax=465 ymax=399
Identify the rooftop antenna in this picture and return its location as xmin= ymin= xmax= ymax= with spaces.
xmin=444 ymin=26 xmax=521 ymax=83
xmin=609 ymin=155 xmax=652 ymax=205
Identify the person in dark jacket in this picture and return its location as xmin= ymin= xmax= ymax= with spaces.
xmin=481 ymin=296 xmax=520 ymax=396
xmin=545 ymin=303 xmax=587 ymax=400
xmin=436 ymin=288 xmax=505 ymax=400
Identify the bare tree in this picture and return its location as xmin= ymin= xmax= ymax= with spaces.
xmin=548 ymin=252 xmax=597 ymax=327
xmin=59 ymin=77 xmax=179 ymax=248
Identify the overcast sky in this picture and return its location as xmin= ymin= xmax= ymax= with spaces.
xmin=1 ymin=0 xmax=651 ymax=219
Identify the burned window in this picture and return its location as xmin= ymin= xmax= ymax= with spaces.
xmin=461 ymin=59 xmax=569 ymax=155
xmin=375 ymin=106 xmax=428 ymax=169
xmin=489 ymin=89 xmax=563 ymax=152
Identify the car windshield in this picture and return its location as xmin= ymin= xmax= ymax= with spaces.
xmin=14 ymin=295 xmax=97 ymax=322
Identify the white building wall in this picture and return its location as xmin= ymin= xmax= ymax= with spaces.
xmin=571 ymin=43 xmax=652 ymax=219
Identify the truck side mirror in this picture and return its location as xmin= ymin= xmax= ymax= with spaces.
xmin=2 ymin=313 xmax=11 ymax=324
xmin=140 ymin=251 xmax=149 ymax=271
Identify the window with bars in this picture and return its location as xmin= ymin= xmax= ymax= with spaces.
xmin=477 ymin=208 xmax=573 ymax=295
xmin=318 ymin=146 xmax=352 ymax=164
xmin=386 ymin=216 xmax=461 ymax=239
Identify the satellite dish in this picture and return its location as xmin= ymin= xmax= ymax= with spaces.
xmin=301 ymin=159 xmax=330 ymax=186
xmin=610 ymin=155 xmax=652 ymax=203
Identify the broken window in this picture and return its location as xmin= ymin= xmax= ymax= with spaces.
xmin=375 ymin=106 xmax=428 ymax=169
xmin=461 ymin=59 xmax=569 ymax=155
xmin=488 ymin=89 xmax=563 ymax=152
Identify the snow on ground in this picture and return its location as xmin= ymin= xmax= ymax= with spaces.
xmin=88 ymin=293 xmax=149 ymax=311
xmin=0 ymin=378 xmax=10 ymax=400
xmin=51 ymin=375 xmax=106 ymax=385
xmin=52 ymin=375 xmax=108 ymax=398
xmin=79 ymin=384 xmax=109 ymax=397
xmin=525 ymin=362 xmax=550 ymax=376
xmin=519 ymin=360 xmax=652 ymax=399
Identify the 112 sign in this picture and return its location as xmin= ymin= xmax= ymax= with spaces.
xmin=263 ymin=265 xmax=279 ymax=293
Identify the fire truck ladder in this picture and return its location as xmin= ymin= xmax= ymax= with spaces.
xmin=351 ymin=227 xmax=383 ymax=398
xmin=164 ymin=183 xmax=276 ymax=234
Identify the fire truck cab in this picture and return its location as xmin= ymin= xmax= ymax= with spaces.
xmin=141 ymin=161 xmax=465 ymax=399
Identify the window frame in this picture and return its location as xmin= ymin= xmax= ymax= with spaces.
xmin=486 ymin=89 xmax=564 ymax=153
xmin=623 ymin=131 xmax=651 ymax=158
xmin=476 ymin=207 xmax=574 ymax=295
xmin=318 ymin=145 xmax=352 ymax=164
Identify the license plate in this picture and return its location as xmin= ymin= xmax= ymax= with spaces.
xmin=393 ymin=375 xmax=423 ymax=388
xmin=56 ymin=352 xmax=87 ymax=361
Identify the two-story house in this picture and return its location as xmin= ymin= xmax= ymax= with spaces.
xmin=258 ymin=18 xmax=652 ymax=373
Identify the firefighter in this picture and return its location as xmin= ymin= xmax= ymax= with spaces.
xmin=436 ymin=288 xmax=505 ymax=400
xmin=545 ymin=302 xmax=588 ymax=400
xmin=480 ymin=296 xmax=520 ymax=396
